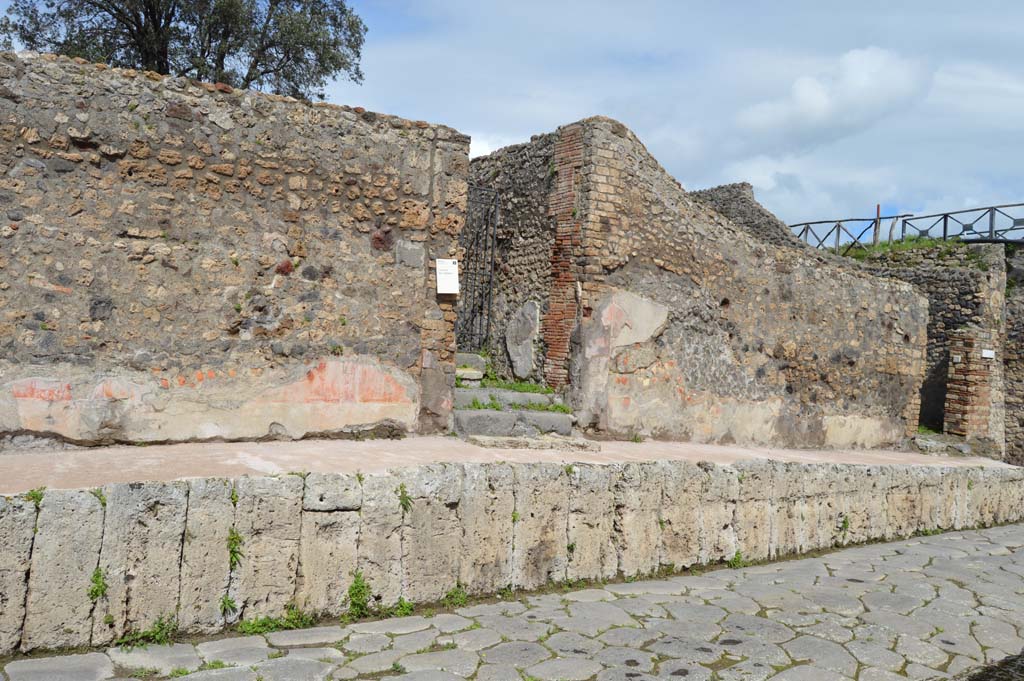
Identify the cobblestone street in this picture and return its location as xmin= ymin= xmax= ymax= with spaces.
xmin=6 ymin=525 xmax=1024 ymax=681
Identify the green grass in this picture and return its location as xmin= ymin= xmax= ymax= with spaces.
xmin=842 ymin=235 xmax=946 ymax=261
xmin=388 ymin=597 xmax=415 ymax=617
xmin=90 ymin=488 xmax=107 ymax=507
xmin=396 ymin=483 xmax=414 ymax=513
xmin=23 ymin=487 xmax=44 ymax=510
xmin=514 ymin=401 xmax=572 ymax=414
xmin=237 ymin=605 xmax=314 ymax=634
xmin=227 ymin=528 xmax=244 ymax=570
xmin=88 ymin=567 xmax=108 ymax=602
xmin=345 ymin=570 xmax=373 ymax=621
xmin=219 ymin=594 xmax=237 ymax=616
xmin=479 ymin=378 xmax=554 ymax=394
xmin=442 ymin=584 xmax=469 ymax=609
xmin=467 ymin=395 xmax=502 ymax=411
xmin=917 ymin=424 xmax=941 ymax=435
xmin=115 ymin=615 xmax=176 ymax=649
xmin=199 ymin=661 xmax=230 ymax=671
xmin=726 ymin=550 xmax=749 ymax=569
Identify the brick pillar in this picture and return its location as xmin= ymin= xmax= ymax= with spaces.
xmin=542 ymin=125 xmax=584 ymax=388
xmin=944 ymin=327 xmax=998 ymax=440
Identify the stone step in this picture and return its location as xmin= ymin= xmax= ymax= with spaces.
xmin=455 ymin=366 xmax=483 ymax=388
xmin=454 ymin=387 xmax=562 ymax=410
xmin=454 ymin=409 xmax=573 ymax=437
xmin=456 ymin=353 xmax=488 ymax=372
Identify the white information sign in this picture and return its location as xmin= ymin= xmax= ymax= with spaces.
xmin=436 ymin=259 xmax=459 ymax=295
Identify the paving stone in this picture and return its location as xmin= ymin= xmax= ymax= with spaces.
xmin=398 ymin=649 xmax=480 ymax=677
xmin=597 ymin=669 xmax=658 ymax=681
xmin=768 ymin=666 xmax=846 ymax=681
xmin=655 ymin=659 xmax=712 ymax=681
xmin=475 ymin=664 xmax=522 ymax=681
xmin=782 ymin=636 xmax=857 ymax=677
xmin=844 ymin=639 xmax=907 ymax=672
xmin=285 ymin=646 xmax=347 ymax=662
xmin=525 ymin=657 xmax=605 ymax=681
xmin=346 ymin=649 xmax=404 ymax=674
xmin=392 ymin=628 xmax=439 ymax=653
xmin=266 ymin=625 xmax=348 ymax=647
xmin=441 ymin=628 xmax=503 ymax=651
xmin=182 ymin=669 xmax=258 ymax=681
xmin=252 ymin=656 xmax=335 ymax=680
xmin=350 ymin=616 xmax=431 ymax=635
xmin=386 ymin=672 xmax=464 ymax=681
xmin=714 ymin=659 xmax=775 ymax=681
xmin=719 ymin=614 xmax=794 ymax=644
xmin=106 ymin=643 xmax=202 ymax=675
xmin=565 ymin=589 xmax=617 ymax=602
xmin=857 ymin=669 xmax=908 ymax=681
xmin=598 ymin=627 xmax=663 ymax=649
xmin=895 ymin=634 xmax=948 ymax=667
xmin=475 ymin=614 xmax=550 ymax=641
xmin=593 ymin=646 xmax=657 ymax=671
xmin=645 ymin=638 xmax=725 ymax=664
xmin=196 ymin=636 xmax=272 ymax=665
xmin=480 ymin=642 xmax=551 ymax=668
xmin=546 ymin=631 xmax=606 ymax=657
xmin=344 ymin=632 xmax=393 ymax=653
xmin=930 ymin=630 xmax=984 ymax=660
xmin=5 ymin=653 xmax=115 ymax=681
xmin=428 ymin=614 xmax=475 ymax=633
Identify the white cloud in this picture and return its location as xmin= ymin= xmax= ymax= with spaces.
xmin=735 ymin=47 xmax=933 ymax=155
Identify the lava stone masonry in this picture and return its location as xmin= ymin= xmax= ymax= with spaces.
xmin=0 ymin=52 xmax=470 ymax=446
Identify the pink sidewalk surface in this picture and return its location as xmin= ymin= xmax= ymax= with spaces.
xmin=0 ymin=436 xmax=1012 ymax=495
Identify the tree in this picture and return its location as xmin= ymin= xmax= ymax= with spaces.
xmin=0 ymin=0 xmax=366 ymax=100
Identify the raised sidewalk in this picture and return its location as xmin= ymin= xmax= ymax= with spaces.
xmin=1 ymin=437 xmax=1021 ymax=655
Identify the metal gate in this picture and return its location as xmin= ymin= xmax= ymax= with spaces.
xmin=455 ymin=185 xmax=499 ymax=352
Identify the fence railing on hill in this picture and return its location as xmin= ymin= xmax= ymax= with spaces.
xmin=792 ymin=203 xmax=1024 ymax=255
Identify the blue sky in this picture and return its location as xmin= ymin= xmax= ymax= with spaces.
xmin=5 ymin=0 xmax=1023 ymax=224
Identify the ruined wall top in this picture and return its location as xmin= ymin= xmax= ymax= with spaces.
xmin=0 ymin=51 xmax=470 ymax=447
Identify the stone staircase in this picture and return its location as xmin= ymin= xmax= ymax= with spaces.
xmin=454 ymin=353 xmax=575 ymax=438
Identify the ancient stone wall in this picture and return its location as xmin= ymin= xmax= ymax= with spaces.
xmin=2 ymin=457 xmax=1021 ymax=654
xmin=465 ymin=134 xmax=557 ymax=380
xmin=0 ymin=52 xmax=469 ymax=447
xmin=468 ymin=117 xmax=927 ymax=447
xmin=859 ymin=243 xmax=1006 ymax=442
xmin=1002 ymin=247 xmax=1024 ymax=464
xmin=945 ymin=327 xmax=1001 ymax=446
xmin=688 ymin=182 xmax=804 ymax=249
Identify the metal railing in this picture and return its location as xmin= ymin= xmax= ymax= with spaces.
xmin=455 ymin=185 xmax=499 ymax=352
xmin=792 ymin=203 xmax=1024 ymax=254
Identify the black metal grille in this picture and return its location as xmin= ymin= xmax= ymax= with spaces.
xmin=792 ymin=203 xmax=1024 ymax=254
xmin=455 ymin=185 xmax=499 ymax=352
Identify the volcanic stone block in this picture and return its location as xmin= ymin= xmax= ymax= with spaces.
xmin=22 ymin=489 xmax=104 ymax=651
xmin=613 ymin=462 xmax=664 ymax=576
xmin=401 ymin=464 xmax=463 ymax=603
xmin=303 ymin=472 xmax=362 ymax=512
xmin=698 ymin=463 xmax=738 ymax=564
xmin=733 ymin=461 xmax=775 ymax=562
xmin=659 ymin=462 xmax=704 ymax=569
xmin=178 ymin=478 xmax=235 ymax=633
xmin=231 ymin=475 xmax=303 ymax=619
xmin=0 ymin=495 xmax=35 ymax=654
xmin=459 ymin=463 xmax=514 ymax=594
xmin=91 ymin=481 xmax=188 ymax=646
xmin=511 ymin=463 xmax=570 ymax=589
xmin=566 ymin=464 xmax=616 ymax=582
xmin=295 ymin=509 xmax=359 ymax=616
xmin=357 ymin=473 xmax=404 ymax=606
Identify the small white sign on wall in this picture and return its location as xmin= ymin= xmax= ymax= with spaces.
xmin=982 ymin=348 xmax=996 ymax=359
xmin=436 ymin=259 xmax=459 ymax=295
